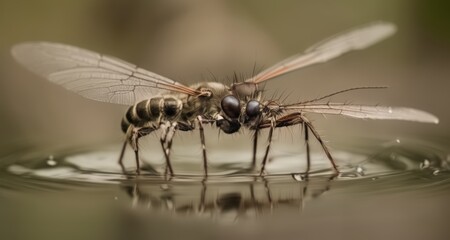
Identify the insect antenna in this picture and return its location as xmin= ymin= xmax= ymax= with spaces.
xmin=294 ymin=86 xmax=387 ymax=105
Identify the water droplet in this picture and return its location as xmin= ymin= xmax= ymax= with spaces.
xmin=46 ymin=160 xmax=57 ymax=166
xmin=420 ymin=159 xmax=430 ymax=169
xmin=371 ymin=177 xmax=379 ymax=181
xmin=46 ymin=155 xmax=57 ymax=166
xmin=356 ymin=166 xmax=365 ymax=176
xmin=160 ymin=184 xmax=170 ymax=190
xmin=395 ymin=139 xmax=401 ymax=143
xmin=432 ymin=170 xmax=440 ymax=176
xmin=292 ymin=174 xmax=305 ymax=181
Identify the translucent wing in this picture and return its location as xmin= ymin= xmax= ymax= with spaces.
xmin=283 ymin=103 xmax=439 ymax=124
xmin=11 ymin=42 xmax=200 ymax=105
xmin=245 ymin=22 xmax=397 ymax=84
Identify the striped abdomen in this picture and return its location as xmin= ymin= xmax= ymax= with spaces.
xmin=121 ymin=96 xmax=182 ymax=133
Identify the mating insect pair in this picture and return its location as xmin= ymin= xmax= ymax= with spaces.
xmin=12 ymin=22 xmax=438 ymax=176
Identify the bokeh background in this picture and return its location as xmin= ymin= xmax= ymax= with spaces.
xmin=1 ymin=0 xmax=449 ymax=149
xmin=0 ymin=1 xmax=449 ymax=240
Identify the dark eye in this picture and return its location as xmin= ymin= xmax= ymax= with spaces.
xmin=221 ymin=95 xmax=241 ymax=119
xmin=245 ymin=100 xmax=260 ymax=118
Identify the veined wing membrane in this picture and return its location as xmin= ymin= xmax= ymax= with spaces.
xmin=283 ymin=103 xmax=439 ymax=124
xmin=11 ymin=42 xmax=200 ymax=105
xmin=245 ymin=22 xmax=397 ymax=84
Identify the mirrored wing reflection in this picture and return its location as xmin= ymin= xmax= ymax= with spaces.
xmin=119 ymin=174 xmax=334 ymax=221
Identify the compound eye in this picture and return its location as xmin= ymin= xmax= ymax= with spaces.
xmin=221 ymin=95 xmax=241 ymax=119
xmin=245 ymin=100 xmax=260 ymax=119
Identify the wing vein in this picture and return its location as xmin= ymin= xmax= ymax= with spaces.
xmin=12 ymin=42 xmax=199 ymax=105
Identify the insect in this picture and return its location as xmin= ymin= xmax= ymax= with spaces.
xmin=11 ymin=22 xmax=438 ymax=176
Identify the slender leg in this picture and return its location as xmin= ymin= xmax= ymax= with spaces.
xmin=303 ymin=122 xmax=311 ymax=173
xmin=258 ymin=112 xmax=339 ymax=174
xmin=252 ymin=127 xmax=259 ymax=169
xmin=301 ymin=116 xmax=339 ymax=173
xmin=165 ymin=122 xmax=178 ymax=158
xmin=120 ymin=126 xmax=157 ymax=175
xmin=159 ymin=123 xmax=169 ymax=176
xmin=259 ymin=118 xmax=275 ymax=176
xmin=131 ymin=128 xmax=141 ymax=175
xmin=118 ymin=138 xmax=128 ymax=169
xmin=159 ymin=122 xmax=169 ymax=142
xmin=164 ymin=122 xmax=177 ymax=176
xmin=197 ymin=116 xmax=208 ymax=176
xmin=159 ymin=123 xmax=171 ymax=177
xmin=159 ymin=122 xmax=174 ymax=176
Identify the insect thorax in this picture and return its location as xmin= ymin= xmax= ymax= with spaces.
xmin=181 ymin=82 xmax=230 ymax=119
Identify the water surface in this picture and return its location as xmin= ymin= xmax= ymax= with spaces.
xmin=0 ymin=137 xmax=449 ymax=240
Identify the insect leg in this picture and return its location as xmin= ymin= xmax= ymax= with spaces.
xmin=130 ymin=128 xmax=142 ymax=174
xmin=259 ymin=117 xmax=275 ymax=176
xmin=303 ymin=122 xmax=311 ymax=173
xmin=118 ymin=138 xmax=128 ymax=170
xmin=197 ymin=116 xmax=208 ymax=176
xmin=252 ymin=127 xmax=259 ymax=169
xmin=159 ymin=122 xmax=174 ymax=176
xmin=301 ymin=116 xmax=339 ymax=173
xmin=165 ymin=122 xmax=178 ymax=157
xmin=164 ymin=122 xmax=178 ymax=175
xmin=121 ymin=126 xmax=156 ymax=175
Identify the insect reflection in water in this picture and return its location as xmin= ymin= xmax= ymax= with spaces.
xmin=119 ymin=173 xmax=333 ymax=220
xmin=11 ymin=22 xmax=439 ymax=176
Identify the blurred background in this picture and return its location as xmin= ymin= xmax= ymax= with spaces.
xmin=1 ymin=1 xmax=449 ymax=240
xmin=1 ymin=0 xmax=449 ymax=149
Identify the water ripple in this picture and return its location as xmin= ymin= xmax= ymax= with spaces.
xmin=1 ymin=138 xmax=449 ymax=219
